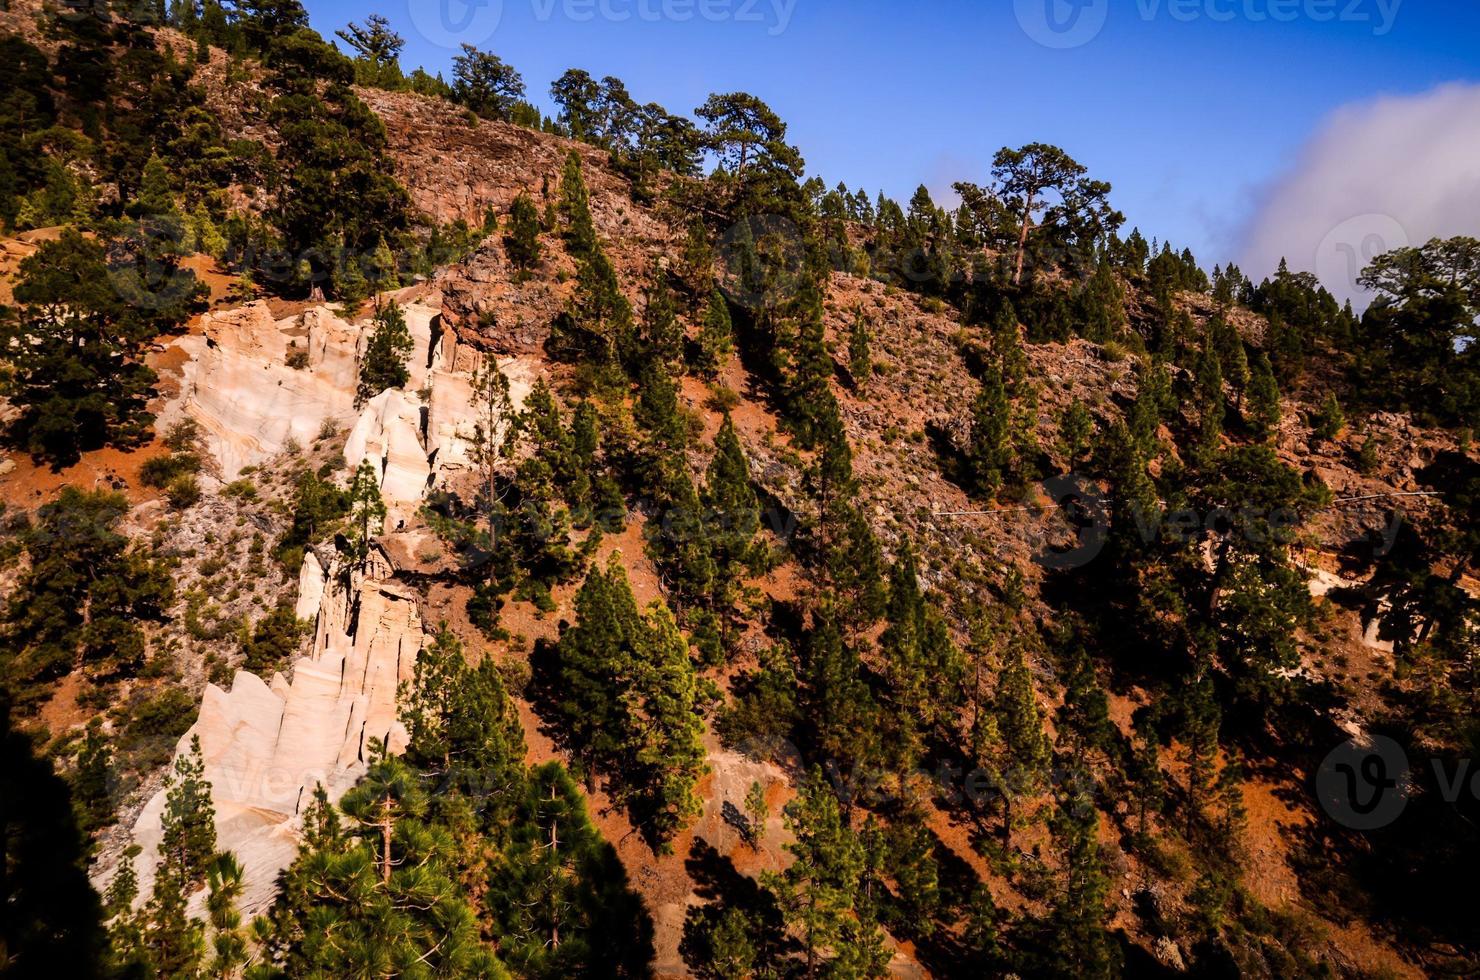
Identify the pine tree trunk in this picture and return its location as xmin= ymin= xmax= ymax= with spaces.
xmin=380 ymin=795 xmax=393 ymax=884
xmin=1013 ymin=198 xmax=1034 ymax=286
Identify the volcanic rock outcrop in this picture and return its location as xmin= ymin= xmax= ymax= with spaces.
xmin=125 ymin=546 xmax=424 ymax=914
xmin=116 ymin=292 xmax=538 ymax=913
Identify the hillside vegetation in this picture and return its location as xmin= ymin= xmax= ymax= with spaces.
xmin=1 ymin=2 xmax=1477 ymax=978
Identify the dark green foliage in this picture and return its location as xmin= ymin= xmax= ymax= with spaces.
xmin=336 ymin=14 xmax=406 ymax=90
xmin=641 ymin=273 xmax=685 ymax=367
xmin=550 ymin=559 xmax=709 ymax=851
xmin=1355 ymin=237 xmax=1480 ymax=427
xmin=701 ymin=415 xmax=761 ymax=636
xmin=1030 ymin=775 xmax=1120 ymax=978
xmin=356 ymin=301 xmax=414 ymax=405
xmin=488 ymin=762 xmax=654 ymax=977
xmin=240 ymin=603 xmax=306 ymax=676
xmin=274 ymin=467 xmax=351 ymax=572
xmin=977 ymin=639 xmax=1051 ymax=841
xmin=0 ymin=698 xmax=110 ymax=978
xmin=1056 ymin=646 xmax=1113 ymax=758
xmin=1059 ymin=398 xmax=1094 ymax=465
xmin=253 ymin=754 xmax=507 ymax=977
xmin=2 ymin=229 xmax=183 ymax=465
xmin=452 ymin=44 xmax=527 ymax=121
xmin=760 ymin=768 xmax=890 ymax=979
xmin=140 ymin=450 xmax=204 ymax=489
xmin=969 ymin=363 xmax=1013 ymax=494
xmin=1245 ymin=349 xmax=1282 ymax=440
xmin=695 ymin=289 xmax=735 ymax=378
xmin=879 ymin=540 xmax=964 ymax=771
xmin=73 ymin=718 xmax=116 ymax=835
xmin=346 ymin=458 xmax=387 ymax=566
xmin=263 ymin=32 xmax=410 ymax=275
xmin=1078 ymin=256 xmax=1128 ymax=343
xmin=504 ymin=191 xmax=542 ymax=274
xmin=401 ymin=629 xmax=526 ymax=817
xmin=2 ymin=488 xmax=173 ymax=709
xmin=157 ymin=735 xmax=216 ymax=891
xmin=558 ymin=150 xmax=598 ymax=259
xmin=1312 ymin=390 xmax=1346 ymax=441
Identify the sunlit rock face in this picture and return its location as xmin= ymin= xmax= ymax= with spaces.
xmin=126 ymin=549 xmax=424 ymax=915
xmin=115 ymin=291 xmax=540 ymax=916
xmin=177 ymin=302 xmax=361 ymax=478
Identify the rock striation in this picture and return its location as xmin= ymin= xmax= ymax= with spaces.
xmin=125 ymin=546 xmax=424 ymax=914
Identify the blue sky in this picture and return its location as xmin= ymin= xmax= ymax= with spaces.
xmin=306 ymin=0 xmax=1480 ymax=280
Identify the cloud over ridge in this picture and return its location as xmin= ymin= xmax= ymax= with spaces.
xmin=1238 ymin=82 xmax=1480 ymax=306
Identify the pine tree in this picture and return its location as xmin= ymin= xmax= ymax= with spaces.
xmin=346 ymin=458 xmax=386 ymax=566
xmin=255 ymin=754 xmax=506 ymax=977
xmin=787 ymin=294 xmax=837 ymax=447
xmin=1056 ymin=646 xmax=1113 ymax=759
xmin=1194 ymin=334 xmax=1225 ymax=458
xmin=761 ymin=768 xmax=888 ymax=980
xmin=73 ymin=718 xmax=115 ymax=833
xmin=642 ymin=273 xmax=685 ymax=367
xmin=702 ymin=414 xmax=761 ymax=639
xmin=1040 ymin=774 xmax=1120 ymax=978
xmin=157 ymin=735 xmax=216 ymax=889
xmin=559 ymin=150 xmax=597 ymax=259
xmin=356 ymin=301 xmax=414 ymax=405
xmin=142 ymin=735 xmax=216 ymax=977
xmin=367 ymin=234 xmax=399 ymax=292
xmin=129 ymin=152 xmax=179 ymax=218
xmin=505 ymin=191 xmax=542 ymax=275
xmin=683 ymin=216 xmax=715 ymax=293
xmin=801 ymin=604 xmax=883 ymax=783
xmin=333 ymin=242 xmax=370 ymax=304
xmin=1313 ymin=389 xmax=1346 ymax=441
xmin=969 ymin=364 xmax=1013 ymax=495
xmin=206 ymin=853 xmax=249 ymax=977
xmin=470 ymin=354 xmax=517 ymax=549
xmin=488 ymin=761 xmax=652 ymax=976
xmin=879 ymin=541 xmax=964 ymax=773
xmin=629 ymin=601 xmax=709 ymax=851
xmin=847 ymin=309 xmax=872 ymax=387
xmin=635 ymin=359 xmax=690 ymax=455
xmin=188 ymin=202 xmax=227 ymax=260
xmin=4 ymin=229 xmax=167 ymax=465
xmin=696 ymin=289 xmax=733 ymax=378
xmin=555 ymin=559 xmax=644 ymax=783
xmin=991 ymin=302 xmax=1029 ymax=388
xmin=986 ymin=640 xmax=1051 ymax=841
xmin=744 ymin=780 xmax=769 ymax=850
xmin=1059 ymin=398 xmax=1093 ymax=467
xmin=1246 ymin=349 xmax=1282 ymax=440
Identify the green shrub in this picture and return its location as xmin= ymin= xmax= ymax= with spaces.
xmin=141 ymin=451 xmax=202 ymax=488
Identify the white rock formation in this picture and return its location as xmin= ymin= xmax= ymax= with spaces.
xmin=125 ymin=548 xmax=425 ymax=915
xmin=177 ymin=302 xmax=363 ymax=477
xmin=119 ymin=292 xmax=539 ymax=916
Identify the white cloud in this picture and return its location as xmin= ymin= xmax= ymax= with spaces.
xmin=1237 ymin=82 xmax=1480 ymax=308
